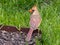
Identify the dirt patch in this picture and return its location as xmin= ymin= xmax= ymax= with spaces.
xmin=0 ymin=25 xmax=42 ymax=45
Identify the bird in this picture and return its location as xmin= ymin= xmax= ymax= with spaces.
xmin=25 ymin=5 xmax=42 ymax=41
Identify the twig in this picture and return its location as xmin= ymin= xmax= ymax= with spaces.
xmin=0 ymin=25 xmax=4 ymax=30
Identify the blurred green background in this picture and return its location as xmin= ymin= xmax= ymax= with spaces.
xmin=0 ymin=0 xmax=60 ymax=45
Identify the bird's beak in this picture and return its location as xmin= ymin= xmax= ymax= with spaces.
xmin=29 ymin=9 xmax=33 ymax=13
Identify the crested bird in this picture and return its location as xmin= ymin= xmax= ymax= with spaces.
xmin=26 ymin=5 xmax=42 ymax=41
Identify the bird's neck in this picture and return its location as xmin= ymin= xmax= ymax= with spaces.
xmin=32 ymin=10 xmax=39 ymax=15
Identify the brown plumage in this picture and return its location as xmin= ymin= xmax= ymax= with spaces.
xmin=26 ymin=5 xmax=42 ymax=41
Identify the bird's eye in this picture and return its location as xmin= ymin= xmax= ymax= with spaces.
xmin=32 ymin=10 xmax=34 ymax=12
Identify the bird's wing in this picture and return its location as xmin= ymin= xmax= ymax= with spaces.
xmin=30 ymin=15 xmax=41 ymax=30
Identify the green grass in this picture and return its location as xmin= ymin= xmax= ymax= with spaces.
xmin=0 ymin=0 xmax=60 ymax=45
xmin=40 ymin=4 xmax=60 ymax=45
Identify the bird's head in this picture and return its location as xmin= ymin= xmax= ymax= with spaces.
xmin=29 ymin=5 xmax=37 ymax=13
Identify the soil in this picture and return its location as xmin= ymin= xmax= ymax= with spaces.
xmin=0 ymin=25 xmax=42 ymax=45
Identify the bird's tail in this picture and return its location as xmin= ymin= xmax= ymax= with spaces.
xmin=25 ymin=28 xmax=34 ymax=41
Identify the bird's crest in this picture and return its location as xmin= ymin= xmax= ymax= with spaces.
xmin=29 ymin=5 xmax=37 ymax=13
